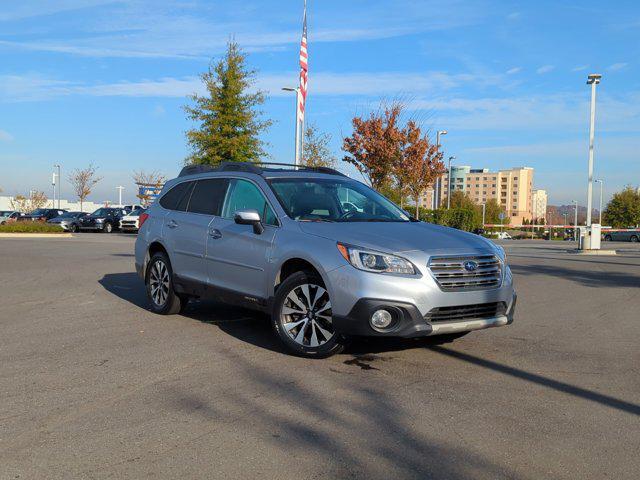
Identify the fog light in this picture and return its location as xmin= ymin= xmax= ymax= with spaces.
xmin=371 ymin=309 xmax=393 ymax=329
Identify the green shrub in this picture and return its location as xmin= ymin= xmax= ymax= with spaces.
xmin=0 ymin=222 xmax=66 ymax=233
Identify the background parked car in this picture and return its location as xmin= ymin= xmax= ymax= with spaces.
xmin=47 ymin=211 xmax=88 ymax=232
xmin=78 ymin=208 xmax=127 ymax=233
xmin=17 ymin=208 xmax=67 ymax=222
xmin=119 ymin=207 xmax=146 ymax=233
xmin=0 ymin=211 xmax=24 ymax=225
xmin=123 ymin=204 xmax=144 ymax=213
xmin=603 ymin=229 xmax=640 ymax=242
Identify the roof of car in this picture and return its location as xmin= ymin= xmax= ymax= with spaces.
xmin=177 ymin=162 xmax=349 ymax=180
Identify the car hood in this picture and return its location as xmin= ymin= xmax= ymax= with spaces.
xmin=298 ymin=221 xmax=496 ymax=255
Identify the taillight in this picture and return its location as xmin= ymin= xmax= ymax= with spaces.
xmin=139 ymin=212 xmax=149 ymax=227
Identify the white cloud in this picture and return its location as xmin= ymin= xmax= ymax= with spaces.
xmin=506 ymin=67 xmax=522 ymax=75
xmin=607 ymin=62 xmax=628 ymax=71
xmin=0 ymin=0 xmax=114 ymax=21
xmin=0 ymin=70 xmax=506 ymax=102
xmin=536 ymin=65 xmax=555 ymax=74
xmin=572 ymin=65 xmax=588 ymax=72
xmin=0 ymin=130 xmax=14 ymax=142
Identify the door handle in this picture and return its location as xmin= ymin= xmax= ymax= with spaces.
xmin=167 ymin=220 xmax=178 ymax=229
xmin=208 ymin=228 xmax=222 ymax=239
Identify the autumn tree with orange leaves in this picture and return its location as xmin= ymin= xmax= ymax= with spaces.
xmin=400 ymin=121 xmax=445 ymax=219
xmin=342 ymin=102 xmax=445 ymax=218
xmin=342 ymin=103 xmax=404 ymax=191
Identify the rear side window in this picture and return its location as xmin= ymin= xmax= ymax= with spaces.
xmin=159 ymin=182 xmax=191 ymax=210
xmin=187 ymin=178 xmax=228 ymax=216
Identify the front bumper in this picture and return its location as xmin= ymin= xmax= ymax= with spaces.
xmin=332 ymin=292 xmax=516 ymax=338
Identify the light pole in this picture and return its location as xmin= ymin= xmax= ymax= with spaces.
xmin=585 ymin=74 xmax=601 ymax=227
xmin=572 ymin=200 xmax=579 ymax=241
xmin=116 ymin=186 xmax=125 ymax=207
xmin=282 ymin=87 xmax=302 ymax=166
xmin=447 ymin=156 xmax=456 ymax=210
xmin=595 ymin=179 xmax=603 ymax=224
xmin=53 ymin=164 xmax=61 ymax=209
xmin=435 ymin=130 xmax=447 ymax=209
xmin=51 ymin=170 xmax=57 ymax=209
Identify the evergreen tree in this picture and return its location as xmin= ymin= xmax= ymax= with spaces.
xmin=184 ymin=41 xmax=272 ymax=165
xmin=604 ymin=186 xmax=640 ymax=227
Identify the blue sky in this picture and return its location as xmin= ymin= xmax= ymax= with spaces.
xmin=1 ymin=0 xmax=639 ymax=205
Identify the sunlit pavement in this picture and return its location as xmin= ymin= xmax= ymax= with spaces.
xmin=1 ymin=235 xmax=639 ymax=479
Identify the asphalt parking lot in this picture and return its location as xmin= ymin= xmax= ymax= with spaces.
xmin=1 ymin=234 xmax=639 ymax=480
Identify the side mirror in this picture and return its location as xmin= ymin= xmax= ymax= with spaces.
xmin=234 ymin=209 xmax=264 ymax=235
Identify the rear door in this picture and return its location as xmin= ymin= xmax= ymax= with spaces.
xmin=166 ymin=178 xmax=229 ymax=286
xmin=206 ymin=178 xmax=278 ymax=301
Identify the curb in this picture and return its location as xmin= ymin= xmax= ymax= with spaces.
xmin=0 ymin=233 xmax=74 ymax=238
xmin=567 ymin=249 xmax=617 ymax=256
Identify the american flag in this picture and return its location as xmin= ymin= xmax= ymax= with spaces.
xmin=298 ymin=4 xmax=308 ymax=121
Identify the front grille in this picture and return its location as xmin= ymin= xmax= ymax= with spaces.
xmin=429 ymin=254 xmax=502 ymax=291
xmin=121 ymin=221 xmax=137 ymax=226
xmin=425 ymin=302 xmax=507 ymax=323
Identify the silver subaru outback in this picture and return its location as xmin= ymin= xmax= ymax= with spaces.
xmin=135 ymin=162 xmax=516 ymax=358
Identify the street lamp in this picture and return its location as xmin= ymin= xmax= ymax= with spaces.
xmin=116 ymin=186 xmax=125 ymax=207
xmin=595 ymin=179 xmax=603 ymax=224
xmin=53 ymin=164 xmax=61 ymax=209
xmin=447 ymin=156 xmax=456 ymax=210
xmin=585 ymin=73 xmax=601 ymax=228
xmin=572 ymin=200 xmax=579 ymax=241
xmin=282 ymin=87 xmax=302 ymax=166
xmin=435 ymin=130 xmax=447 ymax=209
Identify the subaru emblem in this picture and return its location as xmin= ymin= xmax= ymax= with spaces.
xmin=463 ymin=260 xmax=478 ymax=272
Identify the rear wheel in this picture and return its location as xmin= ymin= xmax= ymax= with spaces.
xmin=145 ymin=252 xmax=182 ymax=314
xmin=71 ymin=224 xmax=79 ymax=233
xmin=604 ymin=235 xmax=612 ymax=241
xmin=631 ymin=235 xmax=639 ymax=243
xmin=272 ymin=271 xmax=345 ymax=358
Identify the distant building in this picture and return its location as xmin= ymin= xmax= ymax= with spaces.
xmin=532 ymin=189 xmax=548 ymax=221
xmin=417 ymin=166 xmax=538 ymax=224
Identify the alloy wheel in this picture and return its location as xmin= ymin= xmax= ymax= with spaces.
xmin=281 ymin=283 xmax=334 ymax=347
xmin=149 ymin=260 xmax=170 ymax=307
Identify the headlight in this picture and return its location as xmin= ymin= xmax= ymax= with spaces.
xmin=337 ymin=243 xmax=416 ymax=275
xmin=95 ymin=218 xmax=104 ymax=223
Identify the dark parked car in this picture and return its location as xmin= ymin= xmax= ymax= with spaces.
xmin=18 ymin=208 xmax=67 ymax=222
xmin=78 ymin=208 xmax=127 ymax=233
xmin=603 ymin=229 xmax=640 ymax=242
xmin=47 ymin=211 xmax=89 ymax=232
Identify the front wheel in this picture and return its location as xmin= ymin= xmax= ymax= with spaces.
xmin=604 ymin=235 xmax=612 ymax=241
xmin=145 ymin=252 xmax=182 ymax=314
xmin=272 ymin=271 xmax=345 ymax=358
xmin=103 ymin=222 xmax=113 ymax=233
xmin=631 ymin=235 xmax=639 ymax=243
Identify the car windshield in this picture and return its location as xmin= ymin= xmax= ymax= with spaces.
xmin=91 ymin=208 xmax=110 ymax=216
xmin=57 ymin=212 xmax=75 ymax=218
xmin=30 ymin=209 xmax=48 ymax=216
xmin=268 ymin=178 xmax=410 ymax=222
xmin=0 ymin=211 xmax=14 ymax=216
xmin=129 ymin=208 xmax=144 ymax=216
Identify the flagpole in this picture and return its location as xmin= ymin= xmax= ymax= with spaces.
xmin=294 ymin=91 xmax=301 ymax=166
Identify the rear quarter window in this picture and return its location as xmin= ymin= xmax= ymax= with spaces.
xmin=159 ymin=181 xmax=192 ymax=211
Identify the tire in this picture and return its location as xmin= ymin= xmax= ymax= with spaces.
xmin=145 ymin=252 xmax=182 ymax=315
xmin=272 ymin=271 xmax=345 ymax=358
xmin=103 ymin=222 xmax=113 ymax=233
xmin=71 ymin=224 xmax=79 ymax=233
xmin=631 ymin=236 xmax=639 ymax=243
xmin=604 ymin=235 xmax=612 ymax=241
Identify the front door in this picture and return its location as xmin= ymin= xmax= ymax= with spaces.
xmin=206 ymin=178 xmax=278 ymax=301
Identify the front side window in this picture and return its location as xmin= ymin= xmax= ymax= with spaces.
xmin=268 ymin=178 xmax=410 ymax=223
xmin=222 ymin=179 xmax=277 ymax=226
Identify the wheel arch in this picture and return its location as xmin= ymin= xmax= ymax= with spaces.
xmin=273 ymin=256 xmax=330 ymax=297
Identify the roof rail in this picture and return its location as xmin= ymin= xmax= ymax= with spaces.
xmin=178 ymin=161 xmax=347 ymax=178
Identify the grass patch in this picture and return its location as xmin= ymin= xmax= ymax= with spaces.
xmin=0 ymin=222 xmax=66 ymax=234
